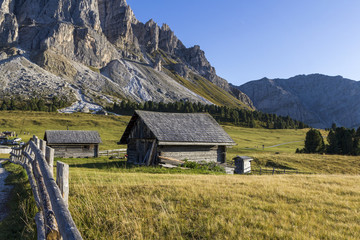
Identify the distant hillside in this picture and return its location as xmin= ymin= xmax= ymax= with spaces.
xmin=236 ymin=74 xmax=360 ymax=129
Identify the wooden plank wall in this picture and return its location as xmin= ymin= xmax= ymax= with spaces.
xmin=50 ymin=144 xmax=98 ymax=158
xmin=158 ymin=145 xmax=225 ymax=163
xmin=127 ymin=139 xmax=156 ymax=164
xmin=127 ymin=118 xmax=157 ymax=164
xmin=129 ymin=119 xmax=155 ymax=139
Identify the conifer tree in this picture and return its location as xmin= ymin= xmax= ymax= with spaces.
xmin=304 ymin=129 xmax=325 ymax=153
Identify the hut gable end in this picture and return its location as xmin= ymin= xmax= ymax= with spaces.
xmin=129 ymin=118 xmax=156 ymax=140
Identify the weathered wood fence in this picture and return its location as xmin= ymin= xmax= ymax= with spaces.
xmin=98 ymin=148 xmax=127 ymax=156
xmin=253 ymin=167 xmax=312 ymax=175
xmin=10 ymin=135 xmax=82 ymax=240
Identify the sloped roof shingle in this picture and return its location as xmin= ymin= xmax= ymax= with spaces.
xmin=119 ymin=110 xmax=235 ymax=145
xmin=44 ymin=130 xmax=102 ymax=144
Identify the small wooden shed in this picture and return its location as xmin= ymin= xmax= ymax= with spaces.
xmin=119 ymin=110 xmax=236 ymax=165
xmin=44 ymin=130 xmax=102 ymax=158
xmin=233 ymin=156 xmax=253 ymax=174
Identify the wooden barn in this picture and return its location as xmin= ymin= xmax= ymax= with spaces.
xmin=44 ymin=130 xmax=102 ymax=158
xmin=119 ymin=110 xmax=236 ymax=165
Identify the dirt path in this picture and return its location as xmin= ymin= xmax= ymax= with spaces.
xmin=0 ymin=159 xmax=12 ymax=222
xmin=265 ymin=141 xmax=303 ymax=148
xmin=243 ymin=141 xmax=303 ymax=150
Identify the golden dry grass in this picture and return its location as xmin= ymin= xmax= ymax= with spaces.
xmin=67 ymin=167 xmax=360 ymax=239
xmin=0 ymin=153 xmax=9 ymax=159
xmin=249 ymin=152 xmax=360 ymax=175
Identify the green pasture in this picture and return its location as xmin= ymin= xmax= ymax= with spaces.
xmin=1 ymin=111 xmax=360 ymax=239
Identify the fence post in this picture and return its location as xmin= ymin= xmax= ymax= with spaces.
xmin=260 ymin=167 xmax=262 ymax=175
xmin=272 ymin=168 xmax=275 ymax=175
xmin=46 ymin=146 xmax=55 ymax=176
xmin=33 ymin=135 xmax=39 ymax=148
xmin=40 ymin=140 xmax=46 ymax=157
xmin=56 ymin=161 xmax=69 ymax=206
xmin=284 ymin=169 xmax=286 ymax=174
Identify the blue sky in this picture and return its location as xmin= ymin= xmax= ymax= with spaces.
xmin=127 ymin=0 xmax=360 ymax=85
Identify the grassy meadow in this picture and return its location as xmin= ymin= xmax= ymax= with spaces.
xmin=1 ymin=111 xmax=360 ymax=239
xmin=54 ymin=156 xmax=360 ymax=240
xmin=0 ymin=111 xmax=130 ymax=150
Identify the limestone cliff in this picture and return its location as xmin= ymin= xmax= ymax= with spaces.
xmin=0 ymin=11 xmax=18 ymax=47
xmin=0 ymin=0 xmax=252 ymax=109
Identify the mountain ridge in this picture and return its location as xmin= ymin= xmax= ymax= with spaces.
xmin=237 ymin=74 xmax=360 ymax=129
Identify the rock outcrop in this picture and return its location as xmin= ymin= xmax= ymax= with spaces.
xmin=181 ymin=45 xmax=230 ymax=91
xmin=0 ymin=10 xmax=18 ymax=47
xmin=237 ymin=74 xmax=360 ymax=128
xmin=15 ymin=0 xmax=101 ymax=30
xmin=98 ymin=0 xmax=139 ymax=50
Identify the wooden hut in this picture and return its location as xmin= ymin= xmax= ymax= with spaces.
xmin=233 ymin=156 xmax=253 ymax=174
xmin=44 ymin=130 xmax=102 ymax=158
xmin=119 ymin=110 xmax=236 ymax=165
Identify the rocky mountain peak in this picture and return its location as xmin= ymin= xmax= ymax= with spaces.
xmin=145 ymin=19 xmax=156 ymax=27
xmin=0 ymin=0 xmax=254 ymax=110
xmin=158 ymin=23 xmax=185 ymax=55
xmin=161 ymin=23 xmax=170 ymax=31
xmin=98 ymin=0 xmax=139 ymax=50
xmin=118 ymin=0 xmax=128 ymax=7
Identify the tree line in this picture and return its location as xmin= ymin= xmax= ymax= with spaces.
xmin=0 ymin=96 xmax=68 ymax=112
xmin=297 ymin=124 xmax=360 ymax=155
xmin=0 ymin=96 xmax=310 ymax=130
xmin=107 ymin=100 xmax=309 ymax=129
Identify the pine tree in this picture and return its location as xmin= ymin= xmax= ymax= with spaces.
xmin=335 ymin=127 xmax=354 ymax=155
xmin=353 ymin=127 xmax=360 ymax=155
xmin=327 ymin=129 xmax=339 ymax=154
xmin=304 ymin=129 xmax=325 ymax=153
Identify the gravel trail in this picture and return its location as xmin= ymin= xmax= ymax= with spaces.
xmin=0 ymin=159 xmax=12 ymax=222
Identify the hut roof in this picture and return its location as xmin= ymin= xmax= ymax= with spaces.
xmin=119 ymin=110 xmax=235 ymax=145
xmin=44 ymin=130 xmax=102 ymax=144
xmin=233 ymin=156 xmax=253 ymax=161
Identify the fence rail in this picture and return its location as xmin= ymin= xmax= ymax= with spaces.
xmin=98 ymin=148 xmax=127 ymax=156
xmin=251 ymin=167 xmax=312 ymax=175
xmin=10 ymin=135 xmax=82 ymax=240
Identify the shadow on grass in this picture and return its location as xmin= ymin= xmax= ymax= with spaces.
xmin=265 ymin=160 xmax=296 ymax=170
xmin=69 ymin=160 xmax=134 ymax=170
xmin=60 ymin=158 xmax=226 ymax=175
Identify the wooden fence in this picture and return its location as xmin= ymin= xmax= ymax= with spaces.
xmin=10 ymin=135 xmax=82 ymax=240
xmin=98 ymin=148 xmax=127 ymax=156
xmin=252 ymin=167 xmax=312 ymax=175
